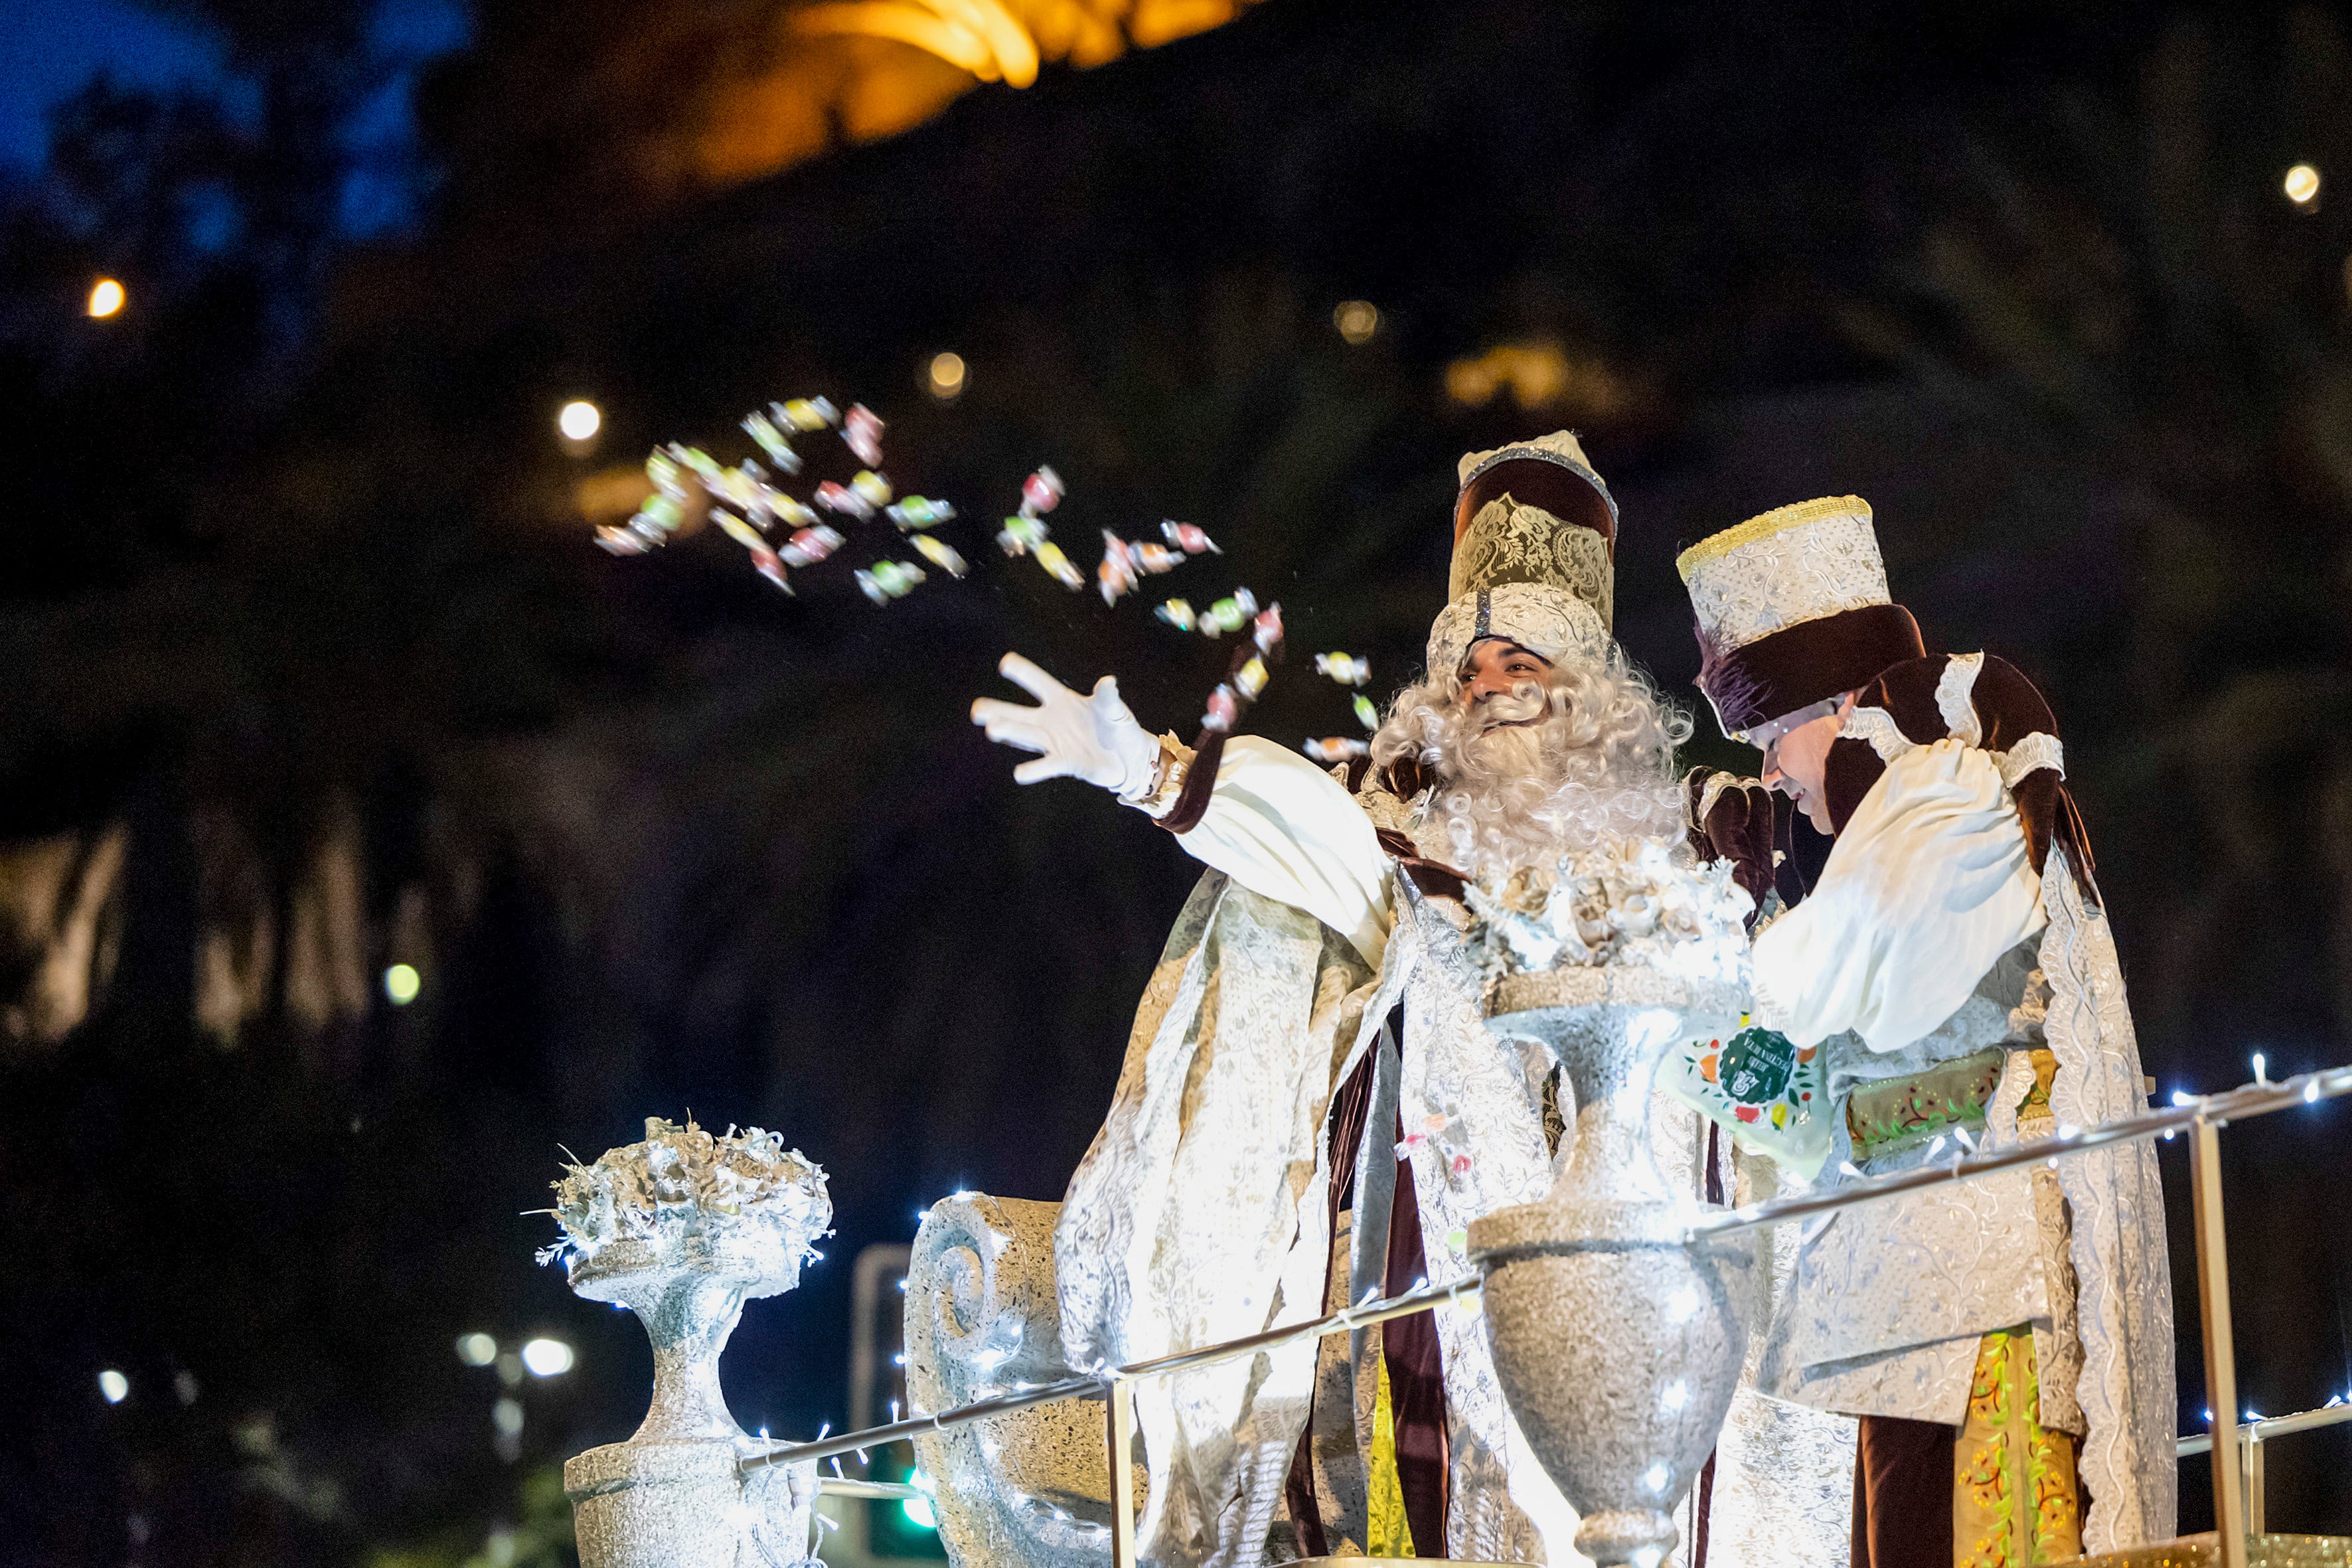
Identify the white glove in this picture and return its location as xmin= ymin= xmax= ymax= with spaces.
xmin=971 ymin=653 xmax=1164 ymax=798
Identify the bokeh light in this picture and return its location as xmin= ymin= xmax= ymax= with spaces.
xmin=98 ymin=1370 xmax=128 ymax=1403
xmin=384 ymin=963 xmax=421 ymax=1005
xmin=86 ymin=278 xmax=124 ymax=319
xmin=492 ymin=1397 xmax=524 ymax=1435
xmin=1332 ymin=299 xmax=1379 ymax=344
xmin=520 ymin=1337 xmax=574 ymax=1376
xmin=558 ymin=400 xmax=603 ymax=442
xmin=455 ymin=1332 xmax=498 ymax=1366
xmin=927 ymin=351 xmax=967 ymax=400
xmin=903 ymin=1494 xmax=938 ymax=1528
xmin=2285 ymin=163 xmax=2321 ymax=205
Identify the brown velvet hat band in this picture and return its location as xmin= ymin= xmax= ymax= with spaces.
xmin=1697 ymin=602 xmax=1926 ymax=736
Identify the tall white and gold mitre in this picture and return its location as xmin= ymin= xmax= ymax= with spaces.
xmin=1675 ymin=495 xmax=1926 ymax=738
xmin=1425 ymin=430 xmax=1618 ymax=678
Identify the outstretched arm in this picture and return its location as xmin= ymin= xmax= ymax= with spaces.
xmin=973 ymin=653 xmax=1391 ymax=965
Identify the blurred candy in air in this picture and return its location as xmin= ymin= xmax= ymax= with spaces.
xmin=815 ymin=481 xmax=875 ymax=520
xmin=996 ymin=516 xmax=1049 ymax=556
xmin=674 ymin=445 xmax=727 ymax=490
xmin=1304 ymin=736 xmax=1370 ymax=763
xmin=712 ymin=510 xmax=767 ymax=552
xmin=1020 ymin=467 xmax=1064 ymax=518
xmin=844 ymin=404 xmax=885 ymax=467
xmin=771 ymin=493 xmax=820 ymax=530
xmin=1099 ymin=532 xmax=1141 ymax=604
xmin=751 ymin=544 xmax=793 ymax=594
xmin=781 ymin=524 xmax=844 ymax=566
xmin=1235 ymin=657 xmax=1269 ymax=699
xmin=780 ymin=397 xmax=838 ymax=431
xmin=911 ymin=534 xmax=969 ymax=578
xmin=850 ymin=469 xmax=893 ymax=507
xmin=1250 ymin=603 xmax=1283 ymax=653
xmin=1154 ymin=598 xmax=1196 ymax=631
xmin=1204 ymin=685 xmax=1239 ymax=732
xmin=742 ymin=411 xmax=803 ymax=473
xmin=886 ymin=497 xmax=957 ymax=530
xmin=646 ymin=448 xmax=686 ymax=500
xmin=1162 ymin=521 xmax=1219 ymax=555
xmin=1354 ymin=694 xmax=1380 ymax=730
xmin=630 ymin=492 xmax=686 ymax=540
xmin=595 ymin=524 xmax=653 ymax=555
xmin=1199 ymin=588 xmax=1260 ymax=637
xmin=1034 ymin=540 xmax=1084 ymax=589
xmin=1129 ymin=542 xmax=1182 ymax=575
xmin=855 ymin=560 xmax=927 ymax=603
xmin=1316 ymin=653 xmax=1372 ymax=686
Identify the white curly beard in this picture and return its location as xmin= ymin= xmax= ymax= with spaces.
xmin=1369 ymin=647 xmax=1691 ymax=876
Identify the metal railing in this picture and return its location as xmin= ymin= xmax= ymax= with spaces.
xmin=2176 ymin=1401 xmax=2352 ymax=1537
xmin=743 ymin=1061 xmax=2352 ymax=1568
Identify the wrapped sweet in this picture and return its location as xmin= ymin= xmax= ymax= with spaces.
xmin=1315 ymin=653 xmax=1372 ymax=687
xmin=1304 ymin=736 xmax=1370 ymax=763
xmin=742 ymin=411 xmax=803 ymax=473
xmin=886 ymin=497 xmax=956 ymax=530
xmin=815 ymin=481 xmax=874 ymax=520
xmin=844 ymin=404 xmax=885 ymax=466
xmin=1154 ymin=598 xmax=1196 ymax=631
xmin=779 ymin=397 xmax=838 ymax=431
xmin=911 ymin=535 xmax=969 ymax=578
xmin=1161 ymin=521 xmax=1219 ymax=554
xmin=1034 ymin=540 xmax=1083 ymax=589
xmin=850 ymin=469 xmax=893 ymax=507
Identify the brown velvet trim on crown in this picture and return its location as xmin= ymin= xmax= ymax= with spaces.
xmin=1454 ymin=459 xmax=1617 ymax=556
xmin=1697 ymin=603 xmax=1926 ymax=736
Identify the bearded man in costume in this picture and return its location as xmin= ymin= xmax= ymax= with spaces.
xmin=973 ymin=433 xmax=1695 ymax=1568
xmin=1676 ymin=497 xmax=2175 ymax=1566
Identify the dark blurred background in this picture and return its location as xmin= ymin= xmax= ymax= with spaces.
xmin=6 ymin=0 xmax=2352 ymax=1562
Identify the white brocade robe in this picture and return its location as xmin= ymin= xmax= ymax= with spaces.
xmin=1747 ymin=658 xmax=2177 ymax=1555
xmin=1054 ymin=738 xmax=1584 ymax=1568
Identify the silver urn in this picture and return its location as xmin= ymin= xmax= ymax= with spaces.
xmin=1468 ymin=968 xmax=1755 ymax=1568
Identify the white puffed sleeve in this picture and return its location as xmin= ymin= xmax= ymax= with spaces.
xmin=1752 ymin=738 xmax=2045 ymax=1053
xmin=1144 ymin=735 xmax=1393 ymax=967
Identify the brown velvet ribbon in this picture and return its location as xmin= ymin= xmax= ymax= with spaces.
xmin=1285 ymin=1029 xmax=1451 ymax=1557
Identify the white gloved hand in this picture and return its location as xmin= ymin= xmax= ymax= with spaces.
xmin=971 ymin=653 xmax=1165 ymax=798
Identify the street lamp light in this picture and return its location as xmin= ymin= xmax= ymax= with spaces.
xmin=87 ymin=278 xmax=124 ymax=319
xmin=558 ymin=400 xmax=602 ymax=443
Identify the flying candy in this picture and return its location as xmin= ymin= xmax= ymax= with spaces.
xmin=712 ymin=510 xmax=767 ymax=552
xmin=1354 ymin=694 xmax=1380 ymax=730
xmin=646 ymin=449 xmax=685 ymax=500
xmin=1198 ymin=588 xmax=1260 ymax=638
xmin=771 ymin=493 xmax=819 ymax=531
xmin=751 ymin=548 xmax=793 ymax=595
xmin=779 ymin=397 xmax=839 ymax=431
xmin=851 ymin=470 xmax=893 ymax=508
xmin=1204 ymin=686 xmax=1239 ymax=733
xmin=843 ymin=404 xmax=886 ymax=467
xmin=1129 ymin=542 xmax=1183 ymax=574
xmin=1316 ymin=653 xmax=1372 ymax=687
xmin=780 ymin=525 xmax=844 ymax=566
xmin=815 ymin=481 xmax=875 ymax=520
xmin=1099 ymin=532 xmax=1141 ymax=605
xmin=1250 ymin=603 xmax=1283 ymax=653
xmin=1304 ymin=737 xmax=1370 ymax=763
xmin=1155 ymin=598 xmax=1196 ymax=631
xmin=1020 ymin=467 xmax=1064 ymax=519
xmin=595 ymin=525 xmax=654 ymax=555
xmin=997 ymin=516 xmax=1050 ymax=556
xmin=1161 ymin=521 xmax=1219 ymax=555
xmin=886 ymin=497 xmax=957 ymax=530
xmin=742 ymin=411 xmax=803 ymax=474
xmin=855 ymin=560 xmax=927 ymax=604
xmin=1034 ymin=540 xmax=1084 ymax=590
xmin=911 ymin=535 xmax=969 ymax=578
xmin=1235 ymin=657 xmax=1269 ymax=699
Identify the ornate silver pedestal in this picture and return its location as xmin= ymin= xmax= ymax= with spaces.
xmin=1468 ymin=969 xmax=1754 ymax=1568
xmin=550 ymin=1120 xmax=828 ymax=1568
